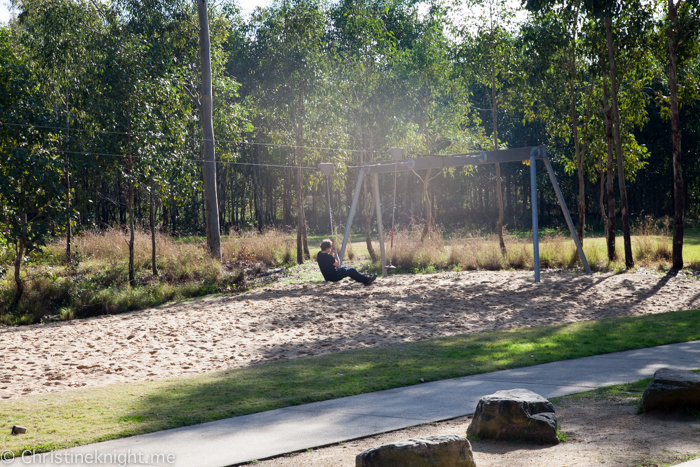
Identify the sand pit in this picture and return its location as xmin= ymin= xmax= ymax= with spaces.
xmin=2 ymin=270 xmax=700 ymax=400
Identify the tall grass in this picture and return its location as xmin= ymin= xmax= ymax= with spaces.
xmin=222 ymin=229 xmax=292 ymax=266
xmin=383 ymin=224 xmax=674 ymax=274
xmin=632 ymin=215 xmax=672 ymax=265
xmin=390 ymin=224 xmax=448 ymax=270
xmin=0 ymin=229 xmax=292 ymax=325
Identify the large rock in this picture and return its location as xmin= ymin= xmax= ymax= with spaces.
xmin=355 ymin=434 xmax=476 ymax=467
xmin=466 ymin=388 xmax=558 ymax=444
xmin=641 ymin=368 xmax=700 ymax=412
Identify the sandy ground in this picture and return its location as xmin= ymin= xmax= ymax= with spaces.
xmin=3 ymin=270 xmax=700 ymax=400
xmin=253 ymin=396 xmax=700 ymax=467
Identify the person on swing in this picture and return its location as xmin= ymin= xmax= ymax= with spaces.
xmin=317 ymin=239 xmax=376 ymax=286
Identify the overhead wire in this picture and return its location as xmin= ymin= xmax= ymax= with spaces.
xmin=0 ymin=121 xmax=378 ymax=154
xmin=0 ymin=146 xmax=320 ymax=170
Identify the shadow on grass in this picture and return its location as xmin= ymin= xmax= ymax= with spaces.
xmin=124 ymin=308 xmax=700 ymax=438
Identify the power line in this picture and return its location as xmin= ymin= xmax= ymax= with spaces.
xmin=0 ymin=121 xmax=377 ymax=154
xmin=0 ymin=146 xmax=320 ymax=170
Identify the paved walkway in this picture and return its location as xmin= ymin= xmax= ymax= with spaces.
xmin=11 ymin=340 xmax=700 ymax=467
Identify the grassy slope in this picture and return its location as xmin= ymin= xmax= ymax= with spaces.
xmin=3 ymin=309 xmax=700 ymax=454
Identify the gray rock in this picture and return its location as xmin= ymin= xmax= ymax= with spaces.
xmin=355 ymin=434 xmax=476 ymax=467
xmin=641 ymin=368 xmax=700 ymax=412
xmin=466 ymin=388 xmax=558 ymax=444
xmin=11 ymin=425 xmax=28 ymax=435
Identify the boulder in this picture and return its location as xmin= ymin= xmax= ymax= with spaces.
xmin=466 ymin=388 xmax=558 ymax=444
xmin=355 ymin=434 xmax=476 ymax=467
xmin=641 ymin=368 xmax=700 ymax=412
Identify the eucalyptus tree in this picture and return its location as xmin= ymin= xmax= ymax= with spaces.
xmin=455 ymin=0 xmax=521 ymax=251
xmin=328 ymin=0 xmax=402 ymax=259
xmin=195 ymin=0 xmax=221 ymax=260
xmin=662 ymin=0 xmax=700 ymax=268
xmin=522 ymin=1 xmax=593 ymax=242
xmin=584 ymin=0 xmax=655 ymax=267
xmin=246 ymin=0 xmax=329 ymax=263
xmin=391 ymin=2 xmax=465 ymax=240
xmin=0 ymin=27 xmax=66 ymax=310
xmin=13 ymin=0 xmax=104 ymax=263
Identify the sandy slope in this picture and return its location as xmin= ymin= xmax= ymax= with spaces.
xmin=2 ymin=270 xmax=700 ymax=399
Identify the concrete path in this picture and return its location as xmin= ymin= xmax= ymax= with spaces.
xmin=10 ymin=340 xmax=700 ymax=467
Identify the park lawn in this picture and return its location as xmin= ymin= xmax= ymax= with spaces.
xmin=3 ymin=308 xmax=700 ymax=455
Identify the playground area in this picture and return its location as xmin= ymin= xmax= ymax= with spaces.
xmin=4 ymin=269 xmax=700 ymax=400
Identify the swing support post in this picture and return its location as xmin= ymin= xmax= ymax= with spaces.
xmin=543 ymin=155 xmax=592 ymax=274
xmin=372 ymin=172 xmax=388 ymax=277
xmin=339 ymin=166 xmax=366 ymax=265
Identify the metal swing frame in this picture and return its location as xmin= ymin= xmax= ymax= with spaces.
xmin=327 ymin=145 xmax=591 ymax=283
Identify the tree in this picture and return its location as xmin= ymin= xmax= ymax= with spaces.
xmin=663 ymin=0 xmax=700 ymax=269
xmin=329 ymin=0 xmax=400 ymax=260
xmin=456 ymin=0 xmax=520 ymax=252
xmin=15 ymin=0 xmax=104 ymax=263
xmin=0 ymin=27 xmax=66 ymax=310
xmin=523 ymin=0 xmax=592 ymax=243
xmin=393 ymin=2 xmax=466 ymax=240
xmin=246 ymin=0 xmax=328 ymax=263
xmin=197 ymin=0 xmax=221 ymax=260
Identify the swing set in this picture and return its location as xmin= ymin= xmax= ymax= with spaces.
xmin=319 ymin=145 xmax=591 ymax=283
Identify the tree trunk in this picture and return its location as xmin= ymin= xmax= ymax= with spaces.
xmin=602 ymin=63 xmax=617 ymax=261
xmin=490 ymin=50 xmax=506 ymax=253
xmin=421 ymin=169 xmax=432 ymax=241
xmin=128 ymin=157 xmax=135 ymax=288
xmin=65 ymin=161 xmax=71 ymax=263
xmin=365 ymin=194 xmax=377 ymax=261
xmin=295 ymin=92 xmax=310 ymax=261
xmin=197 ymin=0 xmax=221 ymax=260
xmin=599 ymin=154 xmax=608 ymax=233
xmin=569 ymin=70 xmax=585 ymax=243
xmin=150 ymin=188 xmax=157 ymax=276
xmin=253 ymin=143 xmax=263 ymax=232
xmin=667 ymin=0 xmax=684 ymax=269
xmin=606 ymin=15 xmax=633 ymax=268
xmin=117 ymin=168 xmax=126 ymax=227
xmin=363 ymin=143 xmax=377 ymax=261
xmin=10 ymin=213 xmax=27 ymax=311
xmin=283 ymin=174 xmax=291 ymax=226
xmin=295 ymin=120 xmax=305 ymax=264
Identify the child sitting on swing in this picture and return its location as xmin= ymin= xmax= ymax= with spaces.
xmin=317 ymin=239 xmax=376 ymax=286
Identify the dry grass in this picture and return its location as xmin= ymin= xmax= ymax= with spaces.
xmin=222 ymin=229 xmax=292 ymax=266
xmin=382 ymin=224 xmax=673 ymax=274
xmin=390 ymin=225 xmax=448 ymax=270
xmin=0 ymin=228 xmax=294 ymax=325
xmin=632 ymin=216 xmax=673 ymax=265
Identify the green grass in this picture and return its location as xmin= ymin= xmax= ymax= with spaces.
xmin=553 ymin=377 xmax=653 ymax=406
xmin=3 ymin=308 xmax=700 ymax=455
